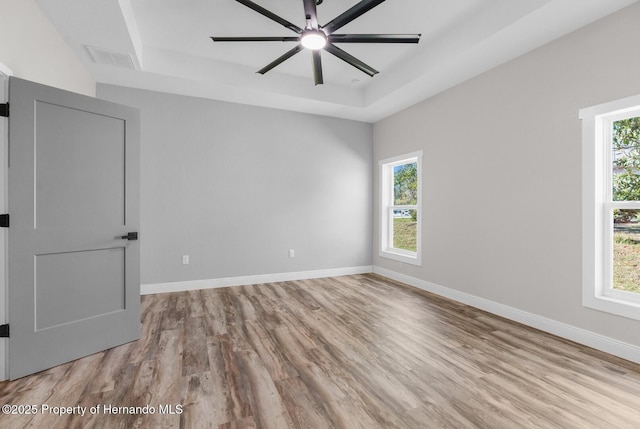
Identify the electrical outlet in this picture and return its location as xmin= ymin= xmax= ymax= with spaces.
xmin=289 ymin=249 xmax=295 ymax=258
xmin=182 ymin=255 xmax=189 ymax=265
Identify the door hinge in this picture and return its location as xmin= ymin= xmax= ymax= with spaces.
xmin=0 ymin=214 xmax=8 ymax=228
xmin=0 ymin=103 xmax=8 ymax=118
xmin=0 ymin=324 xmax=8 ymax=338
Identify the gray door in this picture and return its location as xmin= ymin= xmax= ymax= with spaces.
xmin=7 ymin=77 xmax=140 ymax=379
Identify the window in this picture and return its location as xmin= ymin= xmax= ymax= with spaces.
xmin=379 ymin=151 xmax=422 ymax=265
xmin=581 ymin=95 xmax=640 ymax=320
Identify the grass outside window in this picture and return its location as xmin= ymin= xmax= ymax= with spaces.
xmin=613 ymin=222 xmax=640 ymax=294
xmin=393 ymin=218 xmax=417 ymax=252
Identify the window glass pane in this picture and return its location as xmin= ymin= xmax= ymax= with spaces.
xmin=394 ymin=162 xmax=417 ymax=205
xmin=612 ymin=117 xmax=640 ymax=201
xmin=612 ymin=212 xmax=640 ymax=294
xmin=393 ymin=209 xmax=417 ymax=251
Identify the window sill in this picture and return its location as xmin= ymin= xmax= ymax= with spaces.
xmin=583 ymin=292 xmax=640 ymax=321
xmin=379 ymin=249 xmax=421 ymax=266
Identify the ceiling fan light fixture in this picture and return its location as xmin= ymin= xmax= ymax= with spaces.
xmin=301 ymin=30 xmax=327 ymax=50
xmin=211 ymin=0 xmax=421 ymax=84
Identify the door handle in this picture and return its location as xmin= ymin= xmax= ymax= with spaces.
xmin=121 ymin=232 xmax=138 ymax=241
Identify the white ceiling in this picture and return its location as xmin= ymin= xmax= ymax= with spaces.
xmin=36 ymin=0 xmax=638 ymax=122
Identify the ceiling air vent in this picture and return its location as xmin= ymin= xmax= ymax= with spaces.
xmin=86 ymin=45 xmax=136 ymax=70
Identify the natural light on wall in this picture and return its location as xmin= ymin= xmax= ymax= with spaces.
xmin=581 ymin=95 xmax=640 ymax=321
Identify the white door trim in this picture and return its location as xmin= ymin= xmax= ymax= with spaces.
xmin=0 ymin=63 xmax=14 ymax=381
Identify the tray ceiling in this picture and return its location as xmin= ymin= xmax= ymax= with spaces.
xmin=36 ymin=0 xmax=638 ymax=122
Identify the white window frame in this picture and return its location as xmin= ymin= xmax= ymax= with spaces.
xmin=580 ymin=94 xmax=640 ymax=321
xmin=379 ymin=151 xmax=422 ymax=266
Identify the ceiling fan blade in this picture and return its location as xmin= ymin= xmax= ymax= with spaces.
xmin=303 ymin=0 xmax=319 ymax=30
xmin=312 ymin=50 xmax=323 ymax=85
xmin=257 ymin=44 xmax=304 ymax=74
xmin=211 ymin=36 xmax=300 ymax=42
xmin=236 ymin=0 xmax=302 ymax=33
xmin=324 ymin=44 xmax=378 ymax=77
xmin=322 ymin=0 xmax=386 ymax=34
xmin=328 ymin=34 xmax=421 ymax=44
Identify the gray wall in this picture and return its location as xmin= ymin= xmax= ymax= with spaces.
xmin=373 ymin=3 xmax=640 ymax=347
xmin=0 ymin=0 xmax=94 ymax=96
xmin=98 ymin=85 xmax=373 ymax=285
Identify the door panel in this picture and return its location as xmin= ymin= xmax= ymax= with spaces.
xmin=35 ymin=101 xmax=126 ymax=228
xmin=35 ymin=248 xmax=125 ymax=330
xmin=8 ymin=77 xmax=140 ymax=379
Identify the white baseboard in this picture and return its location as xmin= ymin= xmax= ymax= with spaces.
xmin=141 ymin=265 xmax=374 ymax=295
xmin=373 ymin=266 xmax=640 ymax=365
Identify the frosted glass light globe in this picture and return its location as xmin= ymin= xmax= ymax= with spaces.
xmin=301 ymin=31 xmax=327 ymax=50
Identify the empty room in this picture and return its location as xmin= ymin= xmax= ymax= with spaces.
xmin=1 ymin=0 xmax=640 ymax=428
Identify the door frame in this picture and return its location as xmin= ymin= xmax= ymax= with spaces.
xmin=0 ymin=63 xmax=13 ymax=382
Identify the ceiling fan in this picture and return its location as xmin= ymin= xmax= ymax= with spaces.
xmin=211 ymin=0 xmax=421 ymax=85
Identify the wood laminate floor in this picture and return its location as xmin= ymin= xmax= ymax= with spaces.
xmin=1 ymin=274 xmax=640 ymax=428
